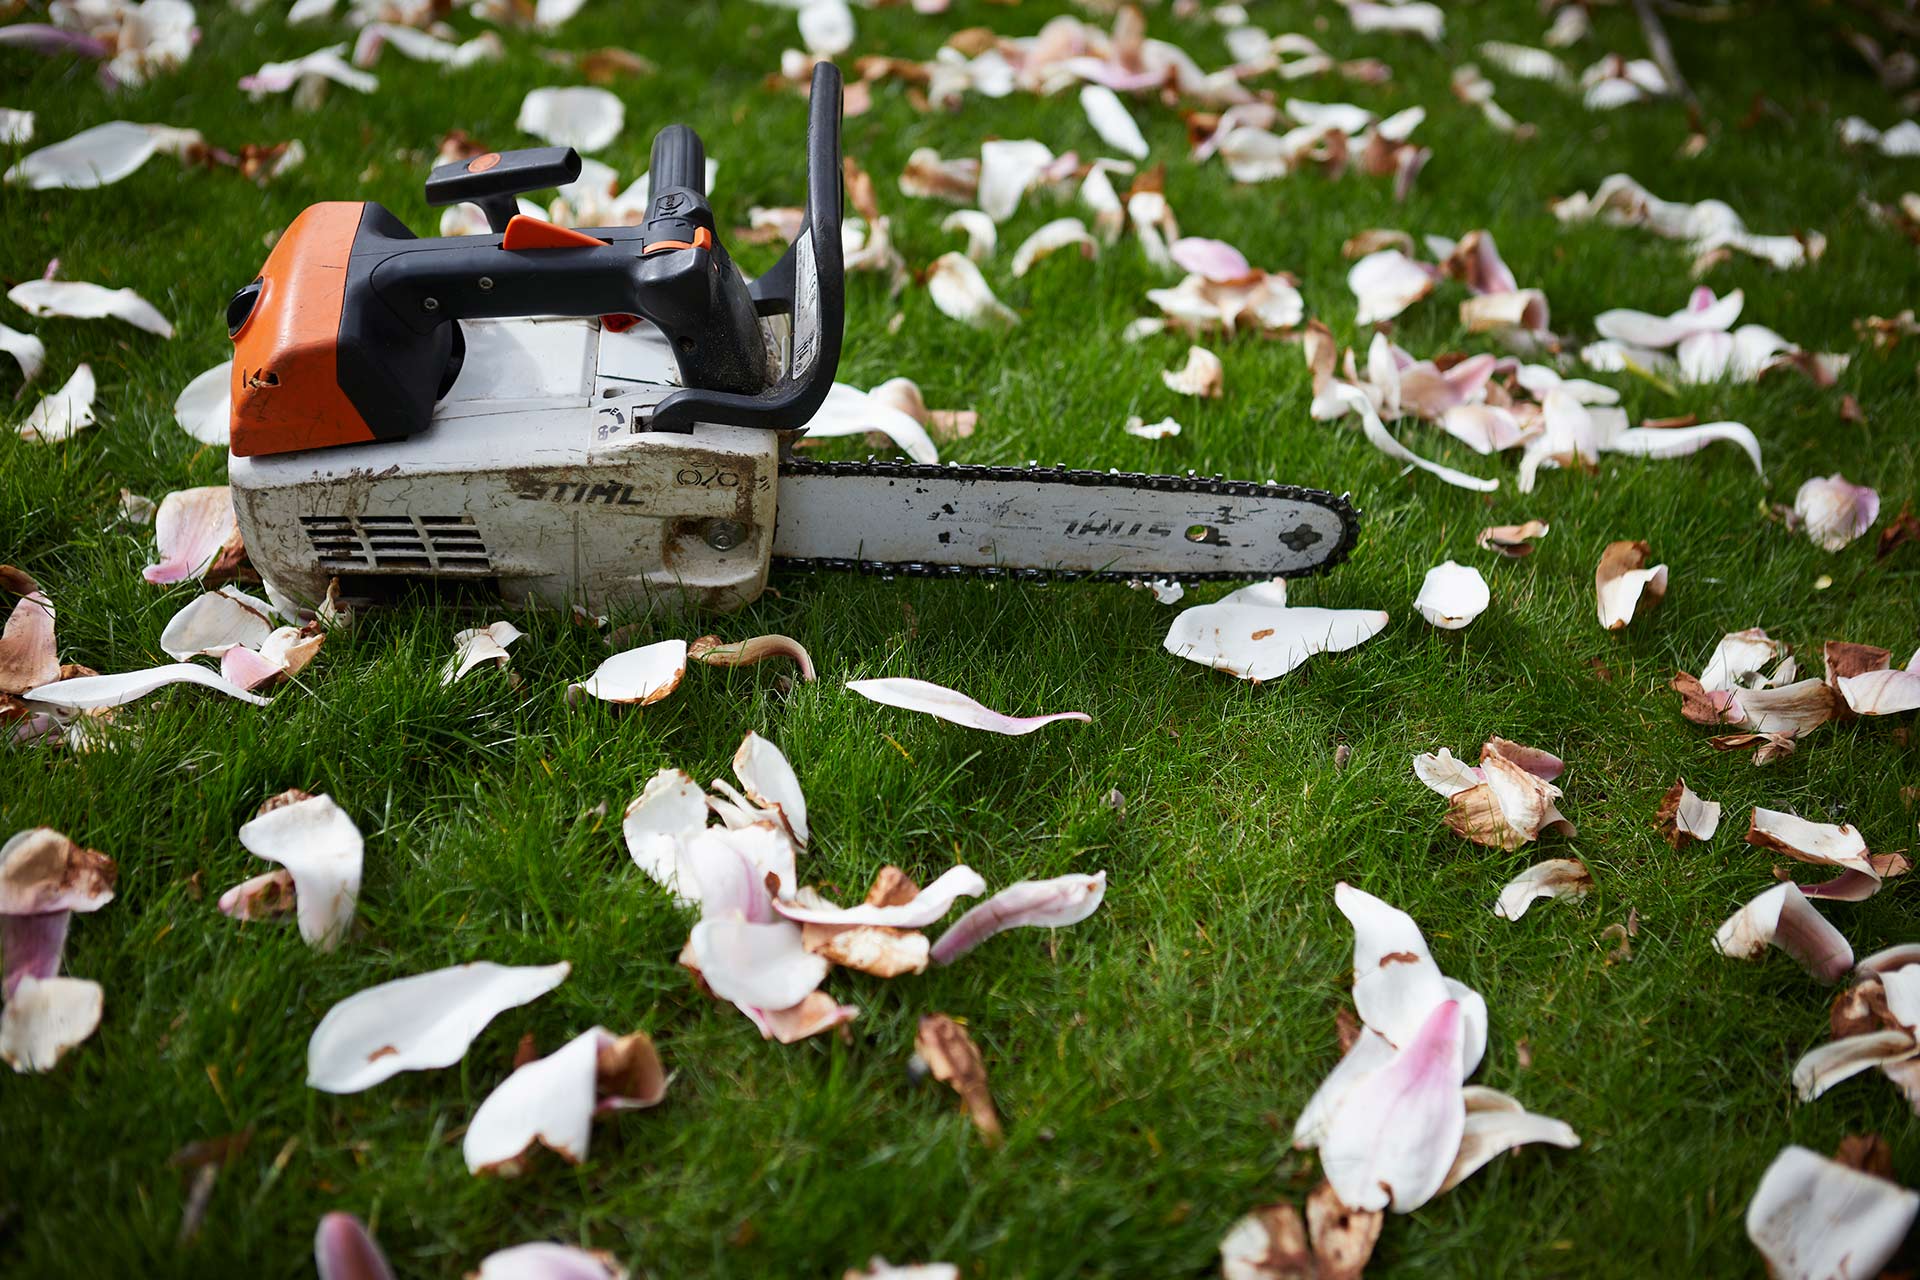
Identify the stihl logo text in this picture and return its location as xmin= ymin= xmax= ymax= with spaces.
xmin=517 ymin=481 xmax=652 ymax=505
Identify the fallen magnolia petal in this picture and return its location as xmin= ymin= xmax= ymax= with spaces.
xmin=845 ymin=677 xmax=1089 ymax=735
xmin=1594 ymin=539 xmax=1667 ymax=630
xmin=977 ymin=138 xmax=1054 ymax=223
xmin=776 ymin=865 xmax=986 ymax=929
xmin=0 ymin=573 xmax=57 ymax=694
xmin=1733 ymin=679 xmax=1840 ymax=737
xmin=1838 ymin=657 xmax=1920 ymax=717
xmin=732 ymin=731 xmax=808 ymax=848
xmin=1492 ymin=858 xmax=1593 ymax=921
xmin=1329 ymin=384 xmax=1499 ymax=492
xmin=1793 ymin=474 xmax=1880 ymax=552
xmin=1438 ymin=1087 xmax=1581 ymax=1193
xmin=173 ymin=362 xmax=232 ymax=445
xmin=159 ymin=587 xmax=274 ymax=660
xmin=925 ymin=252 xmax=1018 ymax=328
xmin=314 ymin=1212 xmax=395 ymax=1280
xmin=1442 ymin=742 xmax=1573 ymax=851
xmin=0 ymin=828 xmax=117 ymax=929
xmin=306 ymin=961 xmax=571 ymax=1093
xmin=802 ymin=382 xmax=939 ymax=464
xmin=472 ymin=1243 xmax=627 ymax=1280
xmin=1161 ymin=344 xmax=1224 ymax=398
xmin=898 ymin=148 xmax=978 ymax=204
xmin=17 ymin=364 xmax=96 ymax=443
xmin=516 ymin=86 xmax=624 ymax=151
xmin=1217 ymin=1202 xmax=1311 ymax=1280
xmin=754 ymin=990 xmax=858 ymax=1044
xmin=1655 ymin=779 xmax=1720 ymax=848
xmin=798 ymin=0 xmax=853 ymax=57
xmin=1170 ymin=237 xmax=1253 ymax=283
xmin=1348 ymin=248 xmax=1437 ymax=325
xmin=23 ymin=662 xmax=271 ymax=709
xmin=566 ymin=639 xmax=686 ymax=706
xmin=9 ymin=279 xmax=172 ymax=338
xmin=1123 ymin=415 xmax=1181 ymax=439
xmin=218 ymin=868 xmax=297 ymax=922
xmin=0 ymin=975 xmax=103 ymax=1073
xmin=222 ymin=624 xmax=325 ymax=692
xmin=1164 ymin=589 xmax=1390 ymax=683
xmin=622 ymin=768 xmax=708 ymax=896
xmin=464 ymin=1026 xmax=666 ymax=1175
xmin=914 ymin=1013 xmax=1002 ymax=1143
xmin=1010 ymin=217 xmax=1096 ymax=277
xmin=237 ymin=793 xmax=363 ymax=951
xmin=1713 ymin=883 xmax=1852 ymax=983
xmin=0 ymin=322 xmax=46 ymax=382
xmin=3 ymin=121 xmax=187 ymax=191
xmin=1746 ymin=1145 xmax=1918 ymax=1280
xmin=928 ymin=871 xmax=1106 ymax=965
xmin=1790 ymin=1031 xmax=1919 ymax=1102
xmin=687 ymin=633 xmax=814 ymax=681
xmin=1476 ymin=521 xmax=1548 ymax=557
xmin=843 ymin=1260 xmax=958 ymax=1280
xmin=1602 ymin=422 xmax=1762 ymax=477
xmin=688 ymin=918 xmax=827 ymax=1011
xmin=1747 ymin=807 xmax=1908 ymax=902
xmin=1079 ymin=85 xmax=1149 ymax=160
xmin=1320 ymin=999 xmax=1466 ymax=1214
xmin=442 ymin=621 xmax=524 ymax=686
xmin=939 ymin=209 xmax=996 ymax=262
xmin=144 ymin=486 xmax=240 ymax=584
xmin=1413 ymin=561 xmax=1488 ymax=630
xmin=1303 ymin=1180 xmax=1383 ymax=1280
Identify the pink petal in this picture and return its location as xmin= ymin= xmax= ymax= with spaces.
xmin=687 ymin=919 xmax=827 ymax=1010
xmin=732 ymin=732 xmax=809 ymax=848
xmin=0 ymin=587 xmax=58 ymax=694
xmin=1169 ymin=236 xmax=1254 ymax=282
xmin=143 ymin=485 xmax=238 ymax=584
xmin=929 ymin=872 xmax=1106 ymax=965
xmin=845 ymin=677 xmax=1089 ymax=734
xmin=315 ymin=1213 xmax=396 ymax=1280
xmin=221 ymin=644 xmax=283 ymax=691
xmin=774 ymin=865 xmax=986 ymax=927
xmin=1713 ymin=883 xmax=1853 ymax=983
xmin=1792 ymin=473 xmax=1880 ymax=551
xmin=1320 ymin=1000 xmax=1466 ymax=1213
xmin=2 ymin=912 xmax=69 ymax=1000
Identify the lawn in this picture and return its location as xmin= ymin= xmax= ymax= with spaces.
xmin=3 ymin=0 xmax=1918 ymax=1275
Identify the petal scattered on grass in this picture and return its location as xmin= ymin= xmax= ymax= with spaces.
xmin=776 ymin=865 xmax=986 ymax=929
xmin=844 ymin=1260 xmax=958 ymax=1280
xmin=939 ymin=209 xmax=997 ymax=261
xmin=1747 ymin=807 xmax=1909 ymax=902
xmin=846 ymin=677 xmax=1089 ymax=735
xmin=1655 ymin=779 xmax=1720 ymax=847
xmin=1078 ymin=84 xmax=1149 ymax=159
xmin=1413 ymin=561 xmax=1488 ymax=630
xmin=306 ymin=961 xmax=571 ymax=1093
xmin=1838 ymin=653 xmax=1920 ymax=717
xmin=1790 ymin=1031 xmax=1919 ymax=1102
xmin=977 ymin=138 xmax=1054 ymax=222
xmin=0 ymin=573 xmax=58 ymax=694
xmin=1713 ymin=883 xmax=1853 ymax=983
xmin=0 ymin=322 xmax=46 ymax=383
xmin=930 ymin=872 xmax=1106 ymax=965
xmin=1792 ymin=474 xmax=1879 ymax=551
xmin=1746 ymin=1145 xmax=1918 ymax=1280
xmin=17 ymin=364 xmax=96 ymax=442
xmin=160 ymin=587 xmax=274 ymax=660
xmin=1594 ymin=539 xmax=1667 ymax=630
xmin=9 ymin=279 xmax=172 ymax=337
xmin=566 ymin=639 xmax=687 ymax=706
xmin=236 ymin=792 xmax=364 ymax=950
xmin=314 ymin=1213 xmax=394 ymax=1280
xmin=913 ymin=1013 xmax=1002 ymax=1143
xmin=1160 ymin=344 xmax=1225 ymax=398
xmin=1320 ymin=999 xmax=1466 ymax=1213
xmin=23 ymin=662 xmax=271 ymax=709
xmin=1476 ymin=521 xmax=1548 ymax=557
xmin=1347 ymin=248 xmax=1437 ymax=325
xmin=1438 ymin=1087 xmax=1581 ymax=1193
xmin=464 ymin=1026 xmax=666 ymax=1175
xmin=687 ymin=633 xmax=815 ymax=681
xmin=1010 ymin=217 xmax=1097 ymax=277
xmin=1123 ymin=415 xmax=1182 ymax=439
xmin=732 ymin=731 xmax=809 ymax=848
xmin=144 ymin=486 xmax=240 ymax=585
xmin=442 ymin=621 xmax=523 ymax=686
xmin=173 ymin=362 xmax=232 ymax=445
xmin=1165 ymin=589 xmax=1391 ymax=683
xmin=926 ymin=252 xmax=1019 ymax=328
xmin=1329 ymin=382 xmax=1499 ymax=492
xmin=0 ymin=975 xmax=103 ymax=1073
xmin=471 ymin=1243 xmax=626 ymax=1279
xmin=1492 ymin=859 xmax=1593 ymax=921
xmin=688 ymin=918 xmax=827 ymax=1011
xmin=516 ymin=86 xmax=624 ymax=151
xmin=1433 ymin=739 xmax=1573 ymax=851
xmin=4 ymin=120 xmax=190 ymax=190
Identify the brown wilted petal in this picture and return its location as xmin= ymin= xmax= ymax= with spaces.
xmin=1732 ymin=679 xmax=1839 ymax=737
xmin=758 ymin=991 xmax=859 ymax=1044
xmin=1835 ymin=1133 xmax=1897 ymax=1179
xmin=898 ymin=148 xmax=979 ymax=203
xmin=0 ymin=571 xmax=56 ymax=695
xmin=1443 ymin=745 xmax=1573 ymax=851
xmin=1475 ymin=521 xmax=1548 ymax=557
xmin=1655 ymin=779 xmax=1721 ymax=847
xmin=1304 ymin=1180 xmax=1383 ymax=1280
xmin=1709 ymin=731 xmax=1799 ymax=764
xmin=1341 ymin=228 xmax=1414 ymax=259
xmin=914 ymin=1014 xmax=1002 ymax=1143
xmin=1217 ymin=1202 xmax=1312 ymax=1280
xmin=1492 ymin=858 xmax=1592 ymax=920
xmin=0 ymin=828 xmax=117 ymax=916
xmin=1747 ymin=807 xmax=1909 ymax=902
xmin=688 ymin=634 xmax=816 ymax=681
xmin=1594 ymin=539 xmax=1667 ymax=630
xmin=1714 ymin=883 xmax=1853 ymax=983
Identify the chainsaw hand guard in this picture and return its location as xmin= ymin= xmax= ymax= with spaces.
xmin=226 ymin=62 xmax=845 ymax=458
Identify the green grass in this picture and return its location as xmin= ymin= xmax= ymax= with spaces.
xmin=4 ymin=0 xmax=1919 ymax=1275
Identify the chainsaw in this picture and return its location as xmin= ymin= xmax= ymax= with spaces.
xmin=224 ymin=63 xmax=1358 ymax=613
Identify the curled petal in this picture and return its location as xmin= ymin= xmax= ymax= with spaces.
xmin=622 ymin=768 xmax=707 ymax=895
xmin=1746 ymin=1146 xmax=1918 ymax=1280
xmin=1330 ymin=383 xmax=1499 ymax=492
xmin=1347 ymin=249 xmax=1437 ymax=325
xmin=1747 ymin=807 xmax=1907 ymax=902
xmin=1793 ymin=473 xmax=1879 ymax=552
xmin=17 ymin=364 xmax=96 ymax=442
xmin=1492 ymin=858 xmax=1592 ymax=920
xmin=1838 ymin=662 xmax=1920 ymax=716
xmin=0 ymin=975 xmax=103 ymax=1073
xmin=1294 ymin=1027 xmax=1398 ymax=1151
xmin=238 ymin=793 xmax=363 ymax=950
xmin=797 ymin=0 xmax=853 ymax=57
xmin=4 ymin=121 xmax=176 ymax=191
xmin=1413 ymin=561 xmax=1488 ymax=630
xmin=0 ymin=827 xmax=117 ymax=917
xmin=218 ymin=868 xmax=298 ymax=922
xmin=0 ymin=581 xmax=57 ymax=694
xmin=756 ymin=991 xmax=859 ymax=1043
xmin=898 ymin=148 xmax=978 ymax=203
xmin=1790 ymin=1030 xmax=1918 ymax=1103
xmin=144 ymin=485 xmax=240 ymax=584
xmin=1732 ymin=679 xmax=1840 ymax=737
xmin=914 ymin=1014 xmax=1002 ymax=1142
xmin=930 ymin=871 xmax=1105 ymax=965
xmin=977 ymin=139 xmax=1054 ymax=222
xmin=0 ymin=322 xmax=46 ymax=382
xmin=1603 ymin=422 xmax=1762 ymax=476
xmin=566 ymin=639 xmax=687 ymax=706
xmin=776 ymin=865 xmax=985 ymax=928
xmin=2 ymin=912 xmax=69 ymax=999
xmin=846 ymin=677 xmax=1089 ymax=734
xmin=1412 ymin=747 xmax=1481 ymax=798
xmin=688 ymin=633 xmax=815 ymax=681
xmin=1011 ymin=217 xmax=1096 ymax=277
xmin=305 ymin=961 xmax=571 ymax=1093
xmin=472 ymin=1243 xmax=627 ymax=1280
xmin=516 ymin=86 xmax=624 ymax=151
xmin=1700 ymin=627 xmax=1790 ymax=692
xmin=23 ymin=662 xmax=270 ymax=709
xmin=1161 ymin=344 xmax=1224 ymax=398
xmin=464 ymin=1026 xmax=666 ymax=1176
xmin=732 ymin=731 xmax=808 ymax=847
xmin=1320 ymin=999 xmax=1466 ymax=1213
xmin=442 ymin=621 xmax=524 ymax=686
xmin=926 ymin=252 xmax=1018 ymax=328
xmin=314 ymin=1213 xmax=395 ymax=1280
xmin=940 ymin=209 xmax=997 ymax=261
xmin=1654 ymin=779 xmax=1720 ymax=847
xmin=1476 ymin=521 xmax=1548 ymax=557
xmin=1123 ymin=415 xmax=1181 ymax=439
xmin=160 ymin=587 xmax=274 ymax=660
xmin=1713 ymin=883 xmax=1852 ymax=983
xmin=9 ymin=279 xmax=172 ymax=338
xmin=803 ymin=382 xmax=940 ymax=464
xmin=1594 ymin=539 xmax=1667 ymax=630
xmin=1438 ymin=1088 xmax=1580 ymax=1193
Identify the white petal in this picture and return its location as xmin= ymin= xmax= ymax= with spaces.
xmin=940 ymin=209 xmax=997 ymax=261
xmin=516 ymin=86 xmax=625 ymax=152
xmin=1330 ymin=384 xmax=1499 ymax=492
xmin=17 ymin=364 xmax=96 ymax=442
xmin=1700 ymin=627 xmax=1789 ymax=692
xmin=977 ymin=139 xmax=1054 ymax=223
xmin=4 ymin=120 xmax=170 ymax=190
xmin=928 ymin=871 xmax=1106 ymax=965
xmin=1413 ymin=561 xmax=1488 ymax=629
xmin=1491 ymin=858 xmax=1593 ymax=921
xmin=1839 ymin=666 xmax=1920 ymax=716
xmin=1010 ymin=217 xmax=1096 ymax=277
xmin=306 ymin=961 xmax=571 ymax=1093
xmin=0 ymin=322 xmax=45 ymax=382
xmin=1790 ymin=1030 xmax=1919 ymax=1102
xmin=802 ymin=382 xmax=940 ymax=464
xmin=775 ymin=865 xmax=987 ymax=928
xmin=1439 ymin=1091 xmax=1580 ymax=1193
xmin=623 ymin=768 xmax=707 ymax=895
xmin=1123 ymin=415 xmax=1181 ymax=439
xmin=23 ymin=662 xmax=270 ymax=709
xmin=1293 ymin=1027 xmax=1397 ymax=1150
xmin=926 ymin=252 xmax=1018 ymax=328
xmin=464 ymin=1027 xmax=599 ymax=1174
xmin=1347 ymin=0 xmax=1443 ymax=39
xmin=1594 ymin=540 xmax=1667 ymax=630
xmin=0 ymin=975 xmax=102 ymax=1073
xmin=9 ymin=278 xmax=172 ymax=338
xmin=1793 ymin=473 xmax=1880 ymax=552
xmin=1320 ymin=1000 xmax=1466 ymax=1213
xmin=160 ymin=587 xmax=275 ymax=660
xmin=1164 ymin=598 xmax=1390 ymax=682
xmin=845 ymin=677 xmax=1090 ymax=734
xmin=1412 ymin=748 xmax=1482 ymax=798
xmin=1347 ymin=250 xmax=1435 ymax=325
xmin=1285 ymin=99 xmax=1376 ymax=134
xmin=441 ymin=620 xmax=523 ymax=685
xmin=239 ymin=794 xmax=364 ymax=951
xmin=173 ymin=361 xmax=232 ymax=445
xmin=1161 ymin=344 xmax=1224 ymax=397
xmin=797 ymin=0 xmax=853 ymax=56
xmin=1712 ymin=883 xmax=1853 ymax=983
xmin=1078 ymin=85 xmax=1149 ymax=160
xmin=473 ymin=1243 xmax=625 ymax=1279
xmin=732 ymin=731 xmax=809 ymax=848
xmin=566 ymin=639 xmax=687 ymax=706
xmin=687 ymin=918 xmax=827 ymax=1010
xmin=144 ymin=485 xmax=238 ymax=584
xmin=1602 ymin=421 xmax=1762 ymax=476
xmin=1746 ymin=1146 xmax=1918 ymax=1280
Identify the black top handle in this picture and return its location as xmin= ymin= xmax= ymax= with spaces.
xmin=648 ymin=61 xmax=845 ymax=435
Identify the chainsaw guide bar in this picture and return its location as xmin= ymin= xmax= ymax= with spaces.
xmin=772 ymin=458 xmax=1360 ymax=584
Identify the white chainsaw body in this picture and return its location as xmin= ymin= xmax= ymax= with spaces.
xmin=229 ymin=315 xmax=783 ymax=613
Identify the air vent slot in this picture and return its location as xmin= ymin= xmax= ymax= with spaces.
xmin=300 ymin=515 xmax=493 ymax=573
